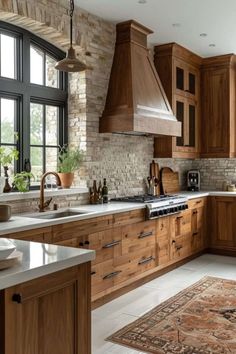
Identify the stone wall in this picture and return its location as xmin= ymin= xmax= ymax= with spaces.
xmin=0 ymin=0 xmax=234 ymax=215
xmin=192 ymin=159 xmax=236 ymax=191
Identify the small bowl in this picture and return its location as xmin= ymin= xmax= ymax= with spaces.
xmin=0 ymin=204 xmax=11 ymax=222
xmin=0 ymin=239 xmax=16 ymax=259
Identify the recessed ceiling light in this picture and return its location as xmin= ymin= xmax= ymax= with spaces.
xmin=138 ymin=0 xmax=147 ymax=3
xmin=172 ymin=23 xmax=181 ymax=27
xmin=200 ymin=33 xmax=207 ymax=37
xmin=209 ymin=43 xmax=216 ymax=47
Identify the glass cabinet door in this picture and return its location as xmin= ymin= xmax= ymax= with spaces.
xmin=174 ymin=59 xmax=197 ymax=97
xmin=175 ymin=97 xmax=197 ymax=149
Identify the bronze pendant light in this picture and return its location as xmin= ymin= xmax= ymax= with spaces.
xmin=55 ymin=0 xmax=86 ymax=72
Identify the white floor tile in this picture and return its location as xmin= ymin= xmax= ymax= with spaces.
xmin=92 ymin=253 xmax=236 ymax=354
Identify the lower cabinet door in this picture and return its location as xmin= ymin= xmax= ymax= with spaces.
xmin=171 ymin=234 xmax=191 ymax=261
xmin=1 ymin=265 xmax=90 ymax=354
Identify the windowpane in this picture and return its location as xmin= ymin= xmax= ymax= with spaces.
xmin=46 ymin=147 xmax=58 ymax=172
xmin=30 ymin=45 xmax=44 ymax=85
xmin=46 ymin=55 xmax=58 ymax=88
xmin=46 ymin=105 xmax=59 ymax=145
xmin=0 ymin=146 xmax=16 ymax=177
xmin=30 ymin=103 xmax=43 ymax=145
xmin=30 ymin=146 xmax=43 ymax=182
xmin=1 ymin=34 xmax=16 ymax=79
xmin=1 ymin=98 xmax=16 ymax=144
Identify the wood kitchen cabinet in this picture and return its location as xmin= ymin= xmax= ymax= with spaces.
xmin=8 ymin=226 xmax=53 ymax=243
xmin=201 ymin=54 xmax=236 ymax=157
xmin=209 ymin=197 xmax=236 ymax=253
xmin=0 ymin=264 xmax=91 ymax=354
xmin=188 ymin=197 xmax=207 ymax=252
xmin=154 ymin=43 xmax=201 ymax=158
xmin=5 ymin=201 xmax=208 ymax=306
xmin=170 ymin=210 xmax=192 ymax=260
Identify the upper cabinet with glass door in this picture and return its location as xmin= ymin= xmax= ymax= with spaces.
xmin=153 ymin=43 xmax=202 ymax=159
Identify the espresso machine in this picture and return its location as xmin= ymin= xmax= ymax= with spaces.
xmin=187 ymin=170 xmax=200 ymax=191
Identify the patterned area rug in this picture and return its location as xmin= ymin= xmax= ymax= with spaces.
xmin=107 ymin=276 xmax=236 ymax=353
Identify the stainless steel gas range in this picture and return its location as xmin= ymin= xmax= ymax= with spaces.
xmin=111 ymin=194 xmax=188 ymax=220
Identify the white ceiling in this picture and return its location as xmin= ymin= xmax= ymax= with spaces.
xmin=75 ymin=0 xmax=236 ymax=57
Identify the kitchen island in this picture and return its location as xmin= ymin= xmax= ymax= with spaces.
xmin=0 ymin=239 xmax=95 ymax=354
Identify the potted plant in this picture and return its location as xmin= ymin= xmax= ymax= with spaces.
xmin=0 ymin=147 xmax=19 ymax=193
xmin=12 ymin=171 xmax=34 ymax=192
xmin=58 ymin=145 xmax=83 ymax=188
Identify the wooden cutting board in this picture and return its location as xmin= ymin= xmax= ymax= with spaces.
xmin=160 ymin=167 xmax=180 ymax=194
xmin=150 ymin=160 xmax=160 ymax=195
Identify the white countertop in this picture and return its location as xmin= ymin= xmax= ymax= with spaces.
xmin=0 ymin=239 xmax=95 ymax=290
xmin=0 ymin=191 xmax=235 ymax=236
xmin=0 ymin=203 xmax=146 ymax=236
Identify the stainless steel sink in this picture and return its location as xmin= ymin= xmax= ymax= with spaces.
xmin=26 ymin=210 xmax=91 ymax=220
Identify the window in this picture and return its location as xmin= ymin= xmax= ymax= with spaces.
xmin=0 ymin=21 xmax=67 ymax=185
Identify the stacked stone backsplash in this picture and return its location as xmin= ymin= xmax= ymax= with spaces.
xmin=5 ymin=193 xmax=89 ymax=215
xmin=191 ymin=159 xmax=236 ymax=191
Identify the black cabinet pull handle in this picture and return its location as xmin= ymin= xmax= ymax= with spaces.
xmin=176 ymin=245 xmax=183 ymax=250
xmin=176 ymin=216 xmax=183 ymax=220
xmin=103 ymin=240 xmax=120 ymax=248
xmin=192 ymin=232 xmax=199 ymax=236
xmin=84 ymin=240 xmax=90 ymax=245
xmin=79 ymin=242 xmax=84 ymax=247
xmin=138 ymin=231 xmax=153 ymax=239
xmin=193 ymin=211 xmax=198 ymax=215
xmin=196 ymin=200 xmax=201 ymax=204
xmin=138 ymin=256 xmax=155 ymax=265
xmin=103 ymin=270 xmax=121 ymax=280
xmin=12 ymin=293 xmax=22 ymax=304
xmin=172 ymin=240 xmax=176 ymax=243
xmin=91 ymin=271 xmax=96 ymax=276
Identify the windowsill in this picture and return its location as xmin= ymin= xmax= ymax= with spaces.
xmin=0 ymin=187 xmax=89 ymax=202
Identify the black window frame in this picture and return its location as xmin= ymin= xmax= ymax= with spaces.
xmin=0 ymin=21 xmax=68 ymax=189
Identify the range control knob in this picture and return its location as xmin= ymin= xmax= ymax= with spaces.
xmin=159 ymin=210 xmax=164 ymax=216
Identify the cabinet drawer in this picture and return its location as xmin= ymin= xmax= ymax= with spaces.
xmin=121 ymin=221 xmax=156 ymax=254
xmin=112 ymin=209 xmax=145 ymax=226
xmin=191 ymin=230 xmax=203 ymax=252
xmin=171 ymin=234 xmax=191 ymax=261
xmin=91 ymin=260 xmax=115 ymax=296
xmin=157 ymin=217 xmax=169 ymax=237
xmin=86 ymin=228 xmax=122 ymax=265
xmin=113 ymin=247 xmax=156 ymax=284
xmin=188 ymin=197 xmax=206 ymax=209
xmin=157 ymin=235 xmax=170 ymax=265
xmin=171 ymin=210 xmax=191 ymax=237
xmin=52 ymin=215 xmax=112 ymax=242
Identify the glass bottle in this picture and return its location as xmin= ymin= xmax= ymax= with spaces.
xmin=102 ymin=178 xmax=108 ymax=203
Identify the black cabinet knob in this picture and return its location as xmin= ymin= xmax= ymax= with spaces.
xmin=12 ymin=293 xmax=22 ymax=304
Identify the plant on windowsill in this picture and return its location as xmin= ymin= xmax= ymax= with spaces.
xmin=0 ymin=147 xmax=19 ymax=193
xmin=57 ymin=144 xmax=84 ymax=188
xmin=12 ymin=171 xmax=34 ymax=193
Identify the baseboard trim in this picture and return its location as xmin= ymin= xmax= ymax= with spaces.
xmin=208 ymin=248 xmax=236 ymax=257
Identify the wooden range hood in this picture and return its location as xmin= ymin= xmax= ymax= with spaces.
xmin=100 ymin=20 xmax=181 ymax=137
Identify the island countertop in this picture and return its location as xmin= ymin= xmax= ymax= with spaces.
xmin=0 ymin=239 xmax=95 ymax=290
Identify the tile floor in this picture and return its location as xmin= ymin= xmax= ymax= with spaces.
xmin=92 ymin=253 xmax=236 ymax=354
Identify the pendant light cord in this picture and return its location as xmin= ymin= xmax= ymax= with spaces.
xmin=69 ymin=0 xmax=74 ymax=48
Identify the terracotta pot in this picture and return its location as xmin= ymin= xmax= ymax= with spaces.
xmin=58 ymin=172 xmax=74 ymax=189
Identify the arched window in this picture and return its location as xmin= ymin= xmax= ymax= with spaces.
xmin=0 ymin=21 xmax=67 ymax=186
